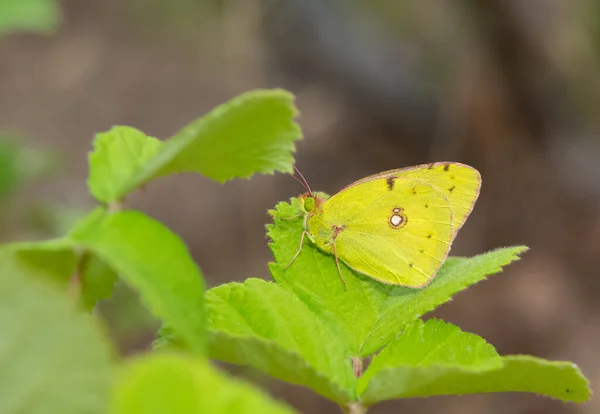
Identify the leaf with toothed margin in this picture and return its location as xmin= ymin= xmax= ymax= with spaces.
xmin=205 ymin=278 xmax=355 ymax=403
xmin=358 ymin=320 xmax=590 ymax=404
xmin=87 ymin=89 xmax=301 ymax=203
xmin=267 ymin=197 xmax=529 ymax=357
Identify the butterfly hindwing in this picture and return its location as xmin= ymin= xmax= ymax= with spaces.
xmin=313 ymin=177 xmax=453 ymax=287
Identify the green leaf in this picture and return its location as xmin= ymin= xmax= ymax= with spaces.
xmin=79 ymin=253 xmax=119 ymax=311
xmin=0 ymin=238 xmax=118 ymax=312
xmin=87 ymin=126 xmax=163 ymax=204
xmin=358 ymin=321 xmax=590 ymax=404
xmin=0 ymin=238 xmax=75 ymax=287
xmin=153 ymin=323 xmax=187 ymax=352
xmin=206 ymin=278 xmax=354 ymax=403
xmin=87 ymin=89 xmax=301 ymax=203
xmin=0 ymin=136 xmax=59 ymax=199
xmin=156 ymin=89 xmax=301 ymax=182
xmin=111 ymin=353 xmax=296 ymax=414
xmin=69 ymin=208 xmax=206 ymax=355
xmin=267 ymin=197 xmax=529 ymax=356
xmin=0 ymin=0 xmax=61 ymax=37
xmin=0 ymin=266 xmax=111 ymax=413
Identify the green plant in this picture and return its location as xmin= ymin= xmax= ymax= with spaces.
xmin=0 ymin=0 xmax=61 ymax=38
xmin=0 ymin=89 xmax=590 ymax=413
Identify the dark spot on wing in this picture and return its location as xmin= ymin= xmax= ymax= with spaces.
xmin=419 ymin=248 xmax=424 ymax=253
xmin=425 ymin=203 xmax=429 ymax=208
xmin=409 ymin=263 xmax=414 ymax=268
xmin=412 ymin=186 xmax=417 ymax=194
xmin=566 ymin=389 xmax=571 ymax=393
xmin=449 ymin=186 xmax=455 ymax=193
xmin=450 ymin=175 xmax=455 ymax=180
xmin=427 ymin=233 xmax=432 ymax=239
xmin=444 ymin=164 xmax=450 ymax=171
xmin=386 ymin=176 xmax=395 ymax=191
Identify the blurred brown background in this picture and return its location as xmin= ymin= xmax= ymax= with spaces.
xmin=1 ymin=0 xmax=599 ymax=413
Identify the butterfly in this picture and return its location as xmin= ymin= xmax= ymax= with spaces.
xmin=284 ymin=162 xmax=481 ymax=290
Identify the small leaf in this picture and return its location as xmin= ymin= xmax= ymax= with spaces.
xmin=0 ymin=266 xmax=111 ymax=413
xmin=153 ymin=323 xmax=187 ymax=352
xmin=87 ymin=90 xmax=301 ymax=203
xmin=0 ymin=136 xmax=59 ymax=199
xmin=358 ymin=319 xmax=590 ymax=404
xmin=360 ymin=345 xmax=589 ymax=403
xmin=267 ymin=198 xmax=529 ymax=356
xmin=79 ymin=254 xmax=119 ymax=311
xmin=358 ymin=319 xmax=502 ymax=401
xmin=111 ymin=353 xmax=296 ymax=414
xmin=69 ymin=208 xmax=206 ymax=354
xmin=206 ymin=278 xmax=354 ymax=403
xmin=87 ymin=126 xmax=163 ymax=203
xmin=0 ymin=0 xmax=61 ymax=37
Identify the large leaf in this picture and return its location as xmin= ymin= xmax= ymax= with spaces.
xmin=0 ymin=266 xmax=111 ymax=414
xmin=358 ymin=320 xmax=589 ymax=404
xmin=206 ymin=278 xmax=354 ymax=403
xmin=69 ymin=208 xmax=206 ymax=354
xmin=267 ymin=197 xmax=528 ymax=356
xmin=111 ymin=353 xmax=296 ymax=414
xmin=87 ymin=89 xmax=301 ymax=203
xmin=0 ymin=208 xmax=206 ymax=351
xmin=0 ymin=0 xmax=60 ymax=37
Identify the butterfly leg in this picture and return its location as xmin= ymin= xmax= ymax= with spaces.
xmin=331 ymin=240 xmax=347 ymax=291
xmin=280 ymin=211 xmax=305 ymax=221
xmin=284 ymin=230 xmax=308 ymax=270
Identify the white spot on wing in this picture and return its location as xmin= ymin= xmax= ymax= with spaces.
xmin=390 ymin=215 xmax=403 ymax=226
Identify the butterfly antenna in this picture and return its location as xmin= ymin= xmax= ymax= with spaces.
xmin=293 ymin=165 xmax=313 ymax=196
xmin=290 ymin=173 xmax=309 ymax=191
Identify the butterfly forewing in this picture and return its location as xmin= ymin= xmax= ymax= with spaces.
xmin=337 ymin=162 xmax=481 ymax=239
xmin=317 ymin=177 xmax=453 ymax=287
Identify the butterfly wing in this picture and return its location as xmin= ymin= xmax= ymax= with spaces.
xmin=315 ymin=177 xmax=454 ymax=287
xmin=339 ymin=162 xmax=480 ymax=237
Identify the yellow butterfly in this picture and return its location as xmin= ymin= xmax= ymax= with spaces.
xmin=285 ymin=162 xmax=481 ymax=289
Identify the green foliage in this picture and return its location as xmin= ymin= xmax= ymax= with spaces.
xmin=206 ymin=278 xmax=353 ymax=403
xmin=69 ymin=208 xmax=206 ymax=354
xmin=201 ymin=197 xmax=591 ymax=409
xmin=358 ymin=320 xmax=589 ymax=404
xmin=0 ymin=0 xmax=61 ymax=37
xmin=0 ymin=136 xmax=58 ymax=200
xmin=111 ymin=353 xmax=296 ymax=414
xmin=0 ymin=268 xmax=111 ymax=414
xmin=267 ymin=198 xmax=528 ymax=356
xmin=88 ymin=89 xmax=301 ymax=203
xmin=0 ymin=88 xmax=591 ymax=413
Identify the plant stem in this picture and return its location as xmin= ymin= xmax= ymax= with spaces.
xmin=340 ymin=357 xmax=368 ymax=413
xmin=68 ymin=250 xmax=90 ymax=304
xmin=342 ymin=402 xmax=367 ymax=414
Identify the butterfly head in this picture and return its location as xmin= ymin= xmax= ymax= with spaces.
xmin=299 ymin=192 xmax=325 ymax=214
